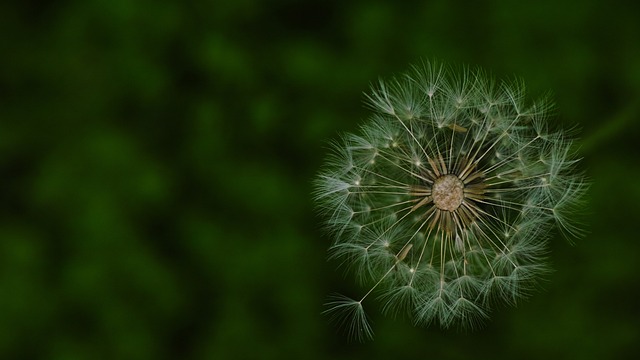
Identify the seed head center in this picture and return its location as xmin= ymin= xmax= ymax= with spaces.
xmin=432 ymin=175 xmax=464 ymax=212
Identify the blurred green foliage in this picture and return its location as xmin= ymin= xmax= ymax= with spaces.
xmin=1 ymin=0 xmax=639 ymax=359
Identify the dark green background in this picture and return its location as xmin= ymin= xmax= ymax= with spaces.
xmin=1 ymin=0 xmax=639 ymax=359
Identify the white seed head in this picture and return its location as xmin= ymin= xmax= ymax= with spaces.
xmin=314 ymin=60 xmax=588 ymax=341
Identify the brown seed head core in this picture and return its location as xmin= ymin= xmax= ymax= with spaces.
xmin=432 ymin=175 xmax=464 ymax=212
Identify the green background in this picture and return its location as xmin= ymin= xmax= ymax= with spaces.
xmin=1 ymin=0 xmax=639 ymax=358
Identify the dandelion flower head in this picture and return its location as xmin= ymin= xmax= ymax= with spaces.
xmin=314 ymin=60 xmax=587 ymax=341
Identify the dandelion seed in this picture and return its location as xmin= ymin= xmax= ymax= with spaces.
xmin=314 ymin=60 xmax=588 ymax=340
xmin=323 ymin=294 xmax=374 ymax=342
xmin=396 ymin=243 xmax=413 ymax=262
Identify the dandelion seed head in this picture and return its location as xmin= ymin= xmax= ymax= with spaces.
xmin=314 ymin=60 xmax=588 ymax=340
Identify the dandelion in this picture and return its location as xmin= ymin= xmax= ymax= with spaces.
xmin=314 ymin=60 xmax=587 ymax=340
